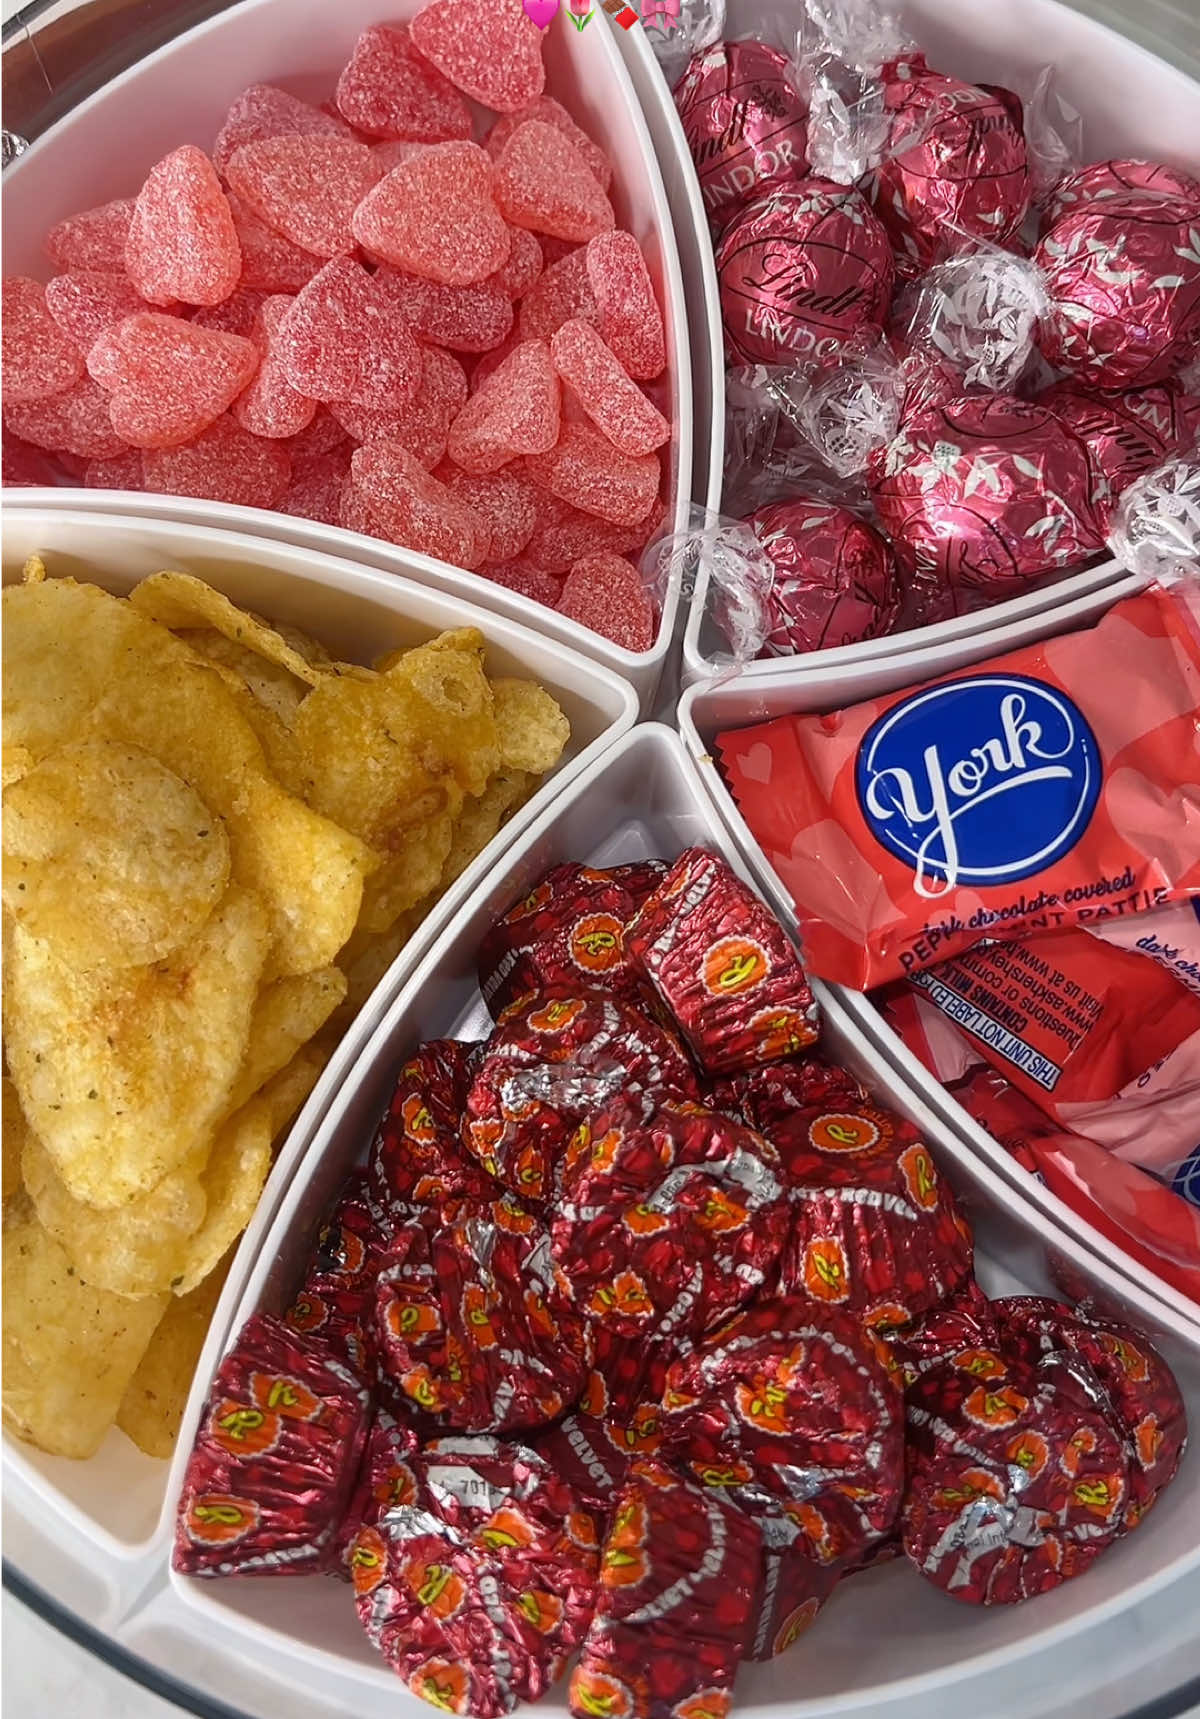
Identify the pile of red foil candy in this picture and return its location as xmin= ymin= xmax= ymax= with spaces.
xmin=175 ymin=850 xmax=1187 ymax=1718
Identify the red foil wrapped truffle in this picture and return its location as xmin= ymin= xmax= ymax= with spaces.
xmin=1039 ymin=378 xmax=1200 ymax=527
xmin=1035 ymin=193 xmax=1200 ymax=388
xmin=350 ymin=1430 xmax=600 ymax=1716
xmin=733 ymin=1058 xmax=871 ymax=1135
xmin=715 ymin=180 xmax=894 ymax=366
xmin=748 ymin=497 xmax=901 ymax=655
xmin=675 ymin=39 xmax=810 ymax=225
xmin=869 ymin=394 xmax=1107 ymax=595
xmin=1042 ymin=158 xmax=1200 ymax=230
xmin=174 ymin=1314 xmax=371 ymax=1578
xmin=627 ymin=847 xmax=820 ymax=1075
xmin=365 ymin=1040 xmax=493 ymax=1228
xmin=870 ymin=55 xmax=1031 ymax=276
xmin=283 ymin=1172 xmax=386 ymax=1369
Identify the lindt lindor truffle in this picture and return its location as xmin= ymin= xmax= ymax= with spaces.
xmin=1039 ymin=378 xmax=1200 ymax=526
xmin=675 ymin=39 xmax=810 ymax=224
xmin=1042 ymin=157 xmax=1200 ymax=230
xmin=715 ymin=179 xmax=894 ymax=366
xmin=748 ymin=496 xmax=900 ymax=654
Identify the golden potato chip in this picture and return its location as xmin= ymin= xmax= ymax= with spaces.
xmin=440 ymin=769 xmax=534 ymax=890
xmin=22 ymin=554 xmax=47 ymax=585
xmin=224 ymin=967 xmax=347 ymax=1117
xmin=6 ymin=888 xmax=269 ymax=1208
xmin=3 ymin=1195 xmax=166 ymax=1459
xmin=491 ymin=679 xmax=571 ymax=776
xmin=128 ymin=571 xmax=322 ymax=687
xmin=3 ymin=740 xmax=231 ymax=970
xmin=171 ymin=1096 xmax=274 ymax=1297
xmin=21 ymin=1130 xmax=208 ymax=1298
xmin=384 ymin=634 xmax=499 ymax=799
xmin=179 ymin=627 xmax=309 ymax=727
xmin=257 ymin=1039 xmax=332 ymax=1139
xmin=336 ymin=913 xmax=422 ymax=1023
xmin=2 ymin=745 xmax=34 ymax=788
xmin=3 ymin=1076 xmax=29 ymax=1200
xmin=357 ymin=812 xmax=455 ymax=934
xmin=117 ymin=1257 xmax=230 ymax=1459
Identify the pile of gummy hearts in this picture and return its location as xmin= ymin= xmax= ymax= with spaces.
xmin=2 ymin=0 xmax=672 ymax=653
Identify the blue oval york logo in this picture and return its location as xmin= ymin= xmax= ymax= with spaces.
xmin=855 ymin=674 xmax=1102 ymax=898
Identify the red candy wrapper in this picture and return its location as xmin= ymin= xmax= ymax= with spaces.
xmin=532 ymin=1412 xmax=633 ymax=1511
xmin=715 ymin=180 xmax=894 ymax=366
xmin=578 ymin=1321 xmax=675 ymax=1431
xmin=675 ymin=40 xmax=810 ymax=225
xmin=283 ymin=1172 xmax=386 ymax=1369
xmin=365 ymin=1039 xmax=494 ymax=1227
xmin=374 ymin=1194 xmax=586 ymax=1432
xmin=903 ymin=1346 xmax=1130 ymax=1603
xmin=748 ymin=498 xmax=900 ymax=655
xmin=477 ymin=861 xmax=665 ymax=1019
xmin=627 ymin=847 xmax=819 ymax=1075
xmin=350 ymin=1431 xmax=599 ymax=1717
xmin=569 ymin=1457 xmax=761 ymax=1719
xmin=870 ymin=55 xmax=1030 ymax=276
xmin=552 ymin=1098 xmax=789 ymax=1344
xmin=174 ymin=1313 xmax=371 ymax=1577
xmin=733 ymin=1058 xmax=870 ymax=1134
xmin=1040 ymin=379 xmax=1200 ymax=527
xmin=465 ymin=991 xmax=699 ymax=1201
xmin=992 ymin=1297 xmax=1187 ymax=1522
xmin=1042 ymin=158 xmax=1200 ymax=229
xmin=869 ymin=395 xmax=1107 ymax=595
xmin=715 ymin=585 xmax=1200 ymax=989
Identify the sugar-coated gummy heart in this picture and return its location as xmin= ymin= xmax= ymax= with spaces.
xmin=44 ymin=198 xmax=134 ymax=272
xmin=279 ymin=449 xmax=351 ymax=525
xmin=339 ymin=478 xmax=388 ymax=538
xmin=190 ymin=287 xmax=271 ymax=339
xmin=525 ymin=421 xmax=659 ymax=525
xmin=3 ymin=374 xmax=128 ymax=461
xmin=1 ymin=434 xmax=63 ymax=487
xmin=212 ymin=83 xmax=352 ymax=176
xmin=278 ymin=259 xmax=422 ymax=410
xmin=495 ymin=226 xmax=545 ymax=301
xmin=226 ymin=194 xmax=323 ymax=294
xmin=351 ymin=441 xmax=490 ymax=568
xmin=551 ymin=320 xmax=671 ymax=456
xmin=352 ymin=143 xmax=509 ymax=286
xmin=368 ymin=140 xmax=431 ymax=173
xmin=142 ymin=414 xmax=292 ymax=507
xmin=334 ymin=24 xmax=472 ymax=141
xmin=446 ymin=338 xmax=561 ymax=475
xmin=125 ymin=145 xmax=241 ymax=308
xmin=558 ymin=553 xmax=656 ymax=651
xmin=226 ymin=135 xmax=383 ymax=260
xmin=493 ymin=121 xmax=615 ymax=245
xmin=233 ymin=295 xmax=317 ymax=439
xmin=88 ymin=312 xmax=259 ymax=448
xmin=330 ymin=346 xmax=469 ymax=468
xmin=283 ymin=406 xmax=350 ymax=459
xmin=84 ymin=448 xmax=145 ymax=490
xmin=472 ymin=332 xmax=525 ymax=388
xmin=44 ymin=271 xmax=155 ymax=355
xmin=437 ymin=466 xmax=540 ymax=562
xmin=408 ymin=0 xmax=546 ymax=114
xmin=486 ymin=96 xmax=612 ymax=194
xmin=380 ymin=269 xmax=514 ymax=354
xmin=586 ymin=231 xmax=667 ymax=381
xmin=482 ymin=560 xmax=563 ymax=606
xmin=518 ymin=248 xmax=599 ymax=342
xmin=3 ymin=277 xmax=86 ymax=404
xmin=524 ymin=491 xmax=663 ymax=576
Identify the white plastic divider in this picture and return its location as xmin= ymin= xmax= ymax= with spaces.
xmin=677 ymin=575 xmax=1200 ymax=1345
xmin=167 ymin=723 xmax=1200 ymax=1719
xmin=1 ymin=0 xmax=695 ymax=711
xmin=667 ymin=0 xmax=1200 ymax=685
xmin=0 ymin=505 xmax=638 ymax=1630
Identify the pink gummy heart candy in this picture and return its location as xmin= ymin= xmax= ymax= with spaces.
xmin=335 ymin=25 xmax=472 ymax=140
xmin=142 ymin=414 xmax=291 ymax=508
xmin=482 ymin=559 xmax=562 ymax=606
xmin=278 ymin=259 xmax=422 ymax=409
xmin=233 ymin=295 xmax=317 ymax=439
xmin=351 ymin=441 xmax=491 ymax=567
xmin=486 ymin=97 xmax=612 ymax=193
xmin=213 ymin=83 xmax=352 ymax=176
xmin=522 ymin=489 xmax=660 ymax=574
xmin=493 ymin=120 xmax=615 ymax=243
xmin=558 ymin=551 xmax=656 ymax=650
xmin=446 ymin=338 xmax=560 ymax=474
xmin=525 ymin=421 xmax=659 ymax=524
xmin=191 ymin=287 xmax=271 ymax=339
xmin=3 ymin=277 xmax=86 ymax=403
xmin=472 ymin=331 xmax=524 ymax=386
xmin=125 ymin=145 xmax=241 ymax=307
xmin=436 ymin=464 xmax=540 ymax=560
xmin=409 ymin=0 xmax=545 ymax=113
xmin=88 ymin=312 xmax=258 ymax=448
xmin=44 ymin=271 xmax=155 ymax=355
xmin=494 ymin=226 xmax=544 ymax=300
xmin=330 ymin=346 xmax=468 ymax=468
xmin=226 ymin=135 xmax=382 ymax=259
xmin=84 ymin=448 xmax=145 ymax=490
xmin=352 ymin=143 xmax=509 ymax=285
xmin=280 ymin=448 xmax=352 ymax=524
xmin=227 ymin=194 xmax=323 ymax=294
xmin=2 ymin=434 xmax=63 ymax=487
xmin=550 ymin=319 xmax=670 ymax=456
xmin=45 ymin=198 xmax=134 ymax=272
xmin=339 ymin=477 xmax=384 ymax=537
xmin=380 ymin=270 xmax=514 ymax=353
xmin=4 ymin=375 xmax=127 ymax=460
xmin=518 ymin=247 xmax=597 ymax=341
xmin=282 ymin=406 xmax=350 ymax=459
xmin=586 ymin=231 xmax=666 ymax=381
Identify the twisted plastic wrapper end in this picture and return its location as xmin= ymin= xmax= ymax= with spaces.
xmin=644 ymin=502 xmax=776 ymax=677
xmin=1108 ymin=455 xmax=1200 ymax=581
xmin=898 ymin=243 xmax=1050 ymax=394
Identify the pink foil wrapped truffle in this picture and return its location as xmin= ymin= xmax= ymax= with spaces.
xmin=748 ymin=497 xmax=901 ymax=654
xmin=675 ymin=39 xmax=810 ymax=226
